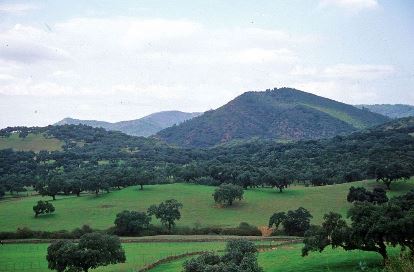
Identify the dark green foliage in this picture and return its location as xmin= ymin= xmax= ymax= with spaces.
xmin=114 ymin=210 xmax=151 ymax=235
xmin=303 ymin=190 xmax=414 ymax=261
xmin=213 ymin=183 xmax=244 ymax=206
xmin=46 ymin=232 xmax=126 ymax=272
xmin=373 ymin=163 xmax=411 ymax=189
xmin=282 ymin=207 xmax=312 ymax=236
xmin=33 ymin=200 xmax=55 ymax=217
xmin=157 ymin=88 xmax=389 ymax=147
xmin=0 ymin=185 xmax=5 ymax=198
xmin=268 ymin=212 xmax=286 ymax=229
xmin=347 ymin=186 xmax=388 ymax=204
xmin=183 ymin=240 xmax=262 ymax=272
xmin=148 ymin=199 xmax=183 ymax=231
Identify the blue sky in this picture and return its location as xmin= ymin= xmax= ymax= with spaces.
xmin=0 ymin=0 xmax=413 ymax=127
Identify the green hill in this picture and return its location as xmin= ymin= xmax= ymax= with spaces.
xmin=55 ymin=111 xmax=202 ymax=137
xmin=356 ymin=104 xmax=414 ymax=118
xmin=156 ymin=88 xmax=389 ymax=147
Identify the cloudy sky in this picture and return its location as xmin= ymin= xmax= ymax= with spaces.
xmin=0 ymin=0 xmax=413 ymax=127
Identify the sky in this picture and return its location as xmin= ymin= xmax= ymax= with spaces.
xmin=0 ymin=0 xmax=413 ymax=127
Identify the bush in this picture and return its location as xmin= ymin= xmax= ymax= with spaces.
xmin=114 ymin=210 xmax=151 ymax=235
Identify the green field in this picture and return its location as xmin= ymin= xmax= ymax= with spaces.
xmin=0 ymin=242 xmax=398 ymax=272
xmin=150 ymin=243 xmax=399 ymax=272
xmin=0 ymin=179 xmax=413 ymax=232
xmin=0 ymin=241 xmax=228 ymax=272
xmin=0 ymin=133 xmax=63 ymax=152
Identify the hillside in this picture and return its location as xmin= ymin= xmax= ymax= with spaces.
xmin=355 ymin=104 xmax=414 ymax=118
xmin=55 ymin=111 xmax=202 ymax=137
xmin=156 ymin=88 xmax=390 ymax=147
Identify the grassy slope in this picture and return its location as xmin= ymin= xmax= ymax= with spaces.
xmin=152 ymin=243 xmax=399 ymax=272
xmin=0 ymin=179 xmax=413 ymax=232
xmin=0 ymin=133 xmax=63 ymax=152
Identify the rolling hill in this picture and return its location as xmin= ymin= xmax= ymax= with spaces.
xmin=156 ymin=88 xmax=390 ymax=147
xmin=55 ymin=111 xmax=202 ymax=137
xmin=355 ymin=104 xmax=414 ymax=118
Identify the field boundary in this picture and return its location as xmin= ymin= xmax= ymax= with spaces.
xmin=138 ymin=238 xmax=303 ymax=271
xmin=1 ymin=235 xmax=302 ymax=244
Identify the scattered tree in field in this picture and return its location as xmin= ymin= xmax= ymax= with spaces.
xmin=303 ymin=190 xmax=414 ymax=262
xmin=0 ymin=185 xmax=5 ymax=198
xmin=268 ymin=212 xmax=286 ymax=230
xmin=47 ymin=232 xmax=125 ymax=272
xmin=347 ymin=186 xmax=388 ymax=204
xmin=35 ymin=174 xmax=64 ymax=200
xmin=213 ymin=183 xmax=244 ymax=206
xmin=114 ymin=210 xmax=151 ymax=235
xmin=184 ymin=239 xmax=262 ymax=272
xmin=148 ymin=199 xmax=183 ymax=231
xmin=33 ymin=200 xmax=55 ymax=217
xmin=374 ymin=163 xmax=411 ymax=190
xmin=282 ymin=207 xmax=312 ymax=236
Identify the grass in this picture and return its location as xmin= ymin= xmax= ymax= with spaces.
xmin=303 ymin=104 xmax=366 ymax=129
xmin=151 ymin=243 xmax=400 ymax=272
xmin=0 ymin=179 xmax=413 ymax=232
xmin=0 ymin=133 xmax=63 ymax=152
xmin=0 ymin=242 xmax=228 ymax=272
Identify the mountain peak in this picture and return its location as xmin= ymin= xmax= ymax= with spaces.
xmin=155 ymin=87 xmax=389 ymax=147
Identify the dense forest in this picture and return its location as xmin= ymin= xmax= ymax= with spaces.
xmin=1 ymin=117 xmax=413 ymax=198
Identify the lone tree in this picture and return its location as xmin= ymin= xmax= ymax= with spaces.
xmin=47 ymin=232 xmax=126 ymax=272
xmin=268 ymin=212 xmax=287 ymax=230
xmin=374 ymin=163 xmax=411 ymax=190
xmin=33 ymin=200 xmax=55 ymax=217
xmin=282 ymin=207 xmax=312 ymax=236
xmin=213 ymin=183 xmax=244 ymax=206
xmin=347 ymin=186 xmax=388 ymax=204
xmin=148 ymin=199 xmax=183 ymax=231
xmin=184 ymin=239 xmax=262 ymax=272
xmin=114 ymin=210 xmax=151 ymax=235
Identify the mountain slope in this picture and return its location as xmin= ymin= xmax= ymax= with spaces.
xmin=156 ymin=88 xmax=389 ymax=147
xmin=55 ymin=111 xmax=202 ymax=137
xmin=355 ymin=104 xmax=414 ymax=119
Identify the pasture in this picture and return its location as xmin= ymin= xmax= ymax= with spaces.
xmin=0 ymin=134 xmax=63 ymax=152
xmin=0 ymin=179 xmax=413 ymax=232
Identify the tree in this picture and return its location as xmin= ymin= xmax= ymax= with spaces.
xmin=0 ymin=185 xmax=5 ymax=198
xmin=302 ymin=190 xmax=414 ymax=262
xmin=374 ymin=163 xmax=411 ymax=190
xmin=35 ymin=174 xmax=64 ymax=200
xmin=33 ymin=200 xmax=55 ymax=217
xmin=282 ymin=207 xmax=312 ymax=236
xmin=347 ymin=186 xmax=388 ymax=204
xmin=268 ymin=212 xmax=286 ymax=230
xmin=183 ymin=239 xmax=262 ymax=272
xmin=114 ymin=210 xmax=151 ymax=235
xmin=47 ymin=232 xmax=126 ymax=272
xmin=148 ymin=199 xmax=183 ymax=231
xmin=213 ymin=183 xmax=244 ymax=206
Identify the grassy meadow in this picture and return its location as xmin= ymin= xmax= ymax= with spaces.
xmin=0 ymin=242 xmax=399 ymax=272
xmin=0 ymin=134 xmax=63 ymax=152
xmin=149 ymin=243 xmax=399 ymax=272
xmin=0 ymin=179 xmax=413 ymax=232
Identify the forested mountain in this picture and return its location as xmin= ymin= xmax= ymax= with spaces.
xmin=55 ymin=111 xmax=202 ymax=137
xmin=355 ymin=104 xmax=414 ymax=119
xmin=156 ymin=88 xmax=389 ymax=147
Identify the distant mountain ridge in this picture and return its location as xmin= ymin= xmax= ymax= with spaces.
xmin=355 ymin=104 xmax=414 ymax=119
xmin=155 ymin=88 xmax=390 ymax=147
xmin=55 ymin=111 xmax=202 ymax=137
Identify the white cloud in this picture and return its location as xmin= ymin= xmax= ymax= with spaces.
xmin=322 ymin=64 xmax=394 ymax=80
xmin=319 ymin=0 xmax=379 ymax=11
xmin=0 ymin=3 xmax=37 ymax=14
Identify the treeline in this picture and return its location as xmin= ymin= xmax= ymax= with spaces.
xmin=1 ymin=118 xmax=414 ymax=199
